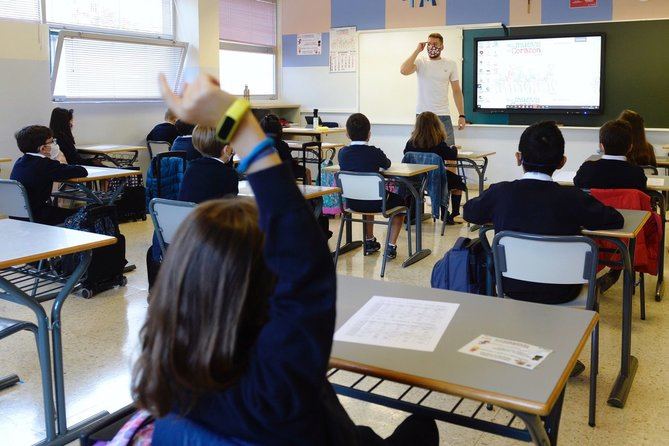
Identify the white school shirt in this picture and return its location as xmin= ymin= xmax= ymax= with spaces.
xmin=521 ymin=172 xmax=553 ymax=182
xmin=602 ymin=155 xmax=627 ymax=161
xmin=415 ymin=57 xmax=459 ymax=116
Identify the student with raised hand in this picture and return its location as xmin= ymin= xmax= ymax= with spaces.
xmin=619 ymin=109 xmax=657 ymax=167
xmin=463 ymin=121 xmax=624 ymax=305
xmin=131 ymin=74 xmax=439 ymax=445
xmin=147 ymin=109 xmax=179 ymax=144
xmin=49 ymin=107 xmax=91 ymax=165
xmin=574 ymin=119 xmax=647 ymax=191
xmin=10 ymin=125 xmax=88 ymax=225
xmin=405 ymin=111 xmax=466 ymax=224
xmin=338 ymin=113 xmax=407 ymax=259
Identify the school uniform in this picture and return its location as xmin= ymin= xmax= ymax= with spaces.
xmin=147 ymin=122 xmax=179 ymax=145
xmin=338 ymin=142 xmax=404 ymax=212
xmin=574 ymin=155 xmax=647 ymax=191
xmin=10 ymin=153 xmax=88 ymax=225
xmin=463 ymin=172 xmax=624 ymax=304
xmin=404 ymin=140 xmax=466 ymax=191
xmin=170 ymin=135 xmax=201 ymax=162
xmin=53 ymin=133 xmax=89 ymax=165
xmin=178 ymin=157 xmax=239 ymax=203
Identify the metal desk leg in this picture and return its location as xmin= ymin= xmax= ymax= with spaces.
xmin=395 ymin=176 xmax=431 ymax=267
xmin=0 ymin=277 xmax=57 ymax=441
xmin=511 ymin=411 xmax=551 ymax=446
xmin=607 ymin=237 xmax=638 ymax=408
xmin=656 ymin=194 xmax=665 ymax=301
xmin=50 ymin=251 xmax=109 ymax=442
xmin=334 ymin=215 xmax=363 ymax=256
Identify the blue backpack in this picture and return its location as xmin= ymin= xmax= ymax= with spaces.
xmin=431 ymin=237 xmax=493 ymax=295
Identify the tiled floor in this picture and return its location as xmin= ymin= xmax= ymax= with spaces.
xmin=1 ymin=208 xmax=668 ymax=445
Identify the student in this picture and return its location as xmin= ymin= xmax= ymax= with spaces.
xmin=10 ymin=125 xmax=88 ymax=225
xmin=178 ymin=125 xmax=238 ymax=203
xmin=147 ymin=109 xmax=179 ymax=144
xmin=132 ymin=74 xmax=439 ymax=445
xmin=619 ymin=109 xmax=657 ymax=167
xmin=49 ymin=107 xmax=91 ymax=165
xmin=464 ymin=121 xmax=623 ymax=305
xmin=260 ymin=113 xmax=311 ymax=183
xmin=338 ymin=113 xmax=406 ymax=259
xmin=405 ymin=111 xmax=466 ymax=224
xmin=170 ymin=120 xmax=200 ymax=161
xmin=574 ymin=120 xmax=647 ymax=191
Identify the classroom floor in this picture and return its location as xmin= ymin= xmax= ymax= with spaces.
xmin=1 ymin=203 xmax=668 ymax=445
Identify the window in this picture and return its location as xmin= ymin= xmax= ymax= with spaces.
xmin=0 ymin=0 xmax=41 ymax=22
xmin=51 ymin=31 xmax=186 ymax=101
xmin=219 ymin=0 xmax=277 ymax=98
xmin=46 ymin=0 xmax=173 ymax=37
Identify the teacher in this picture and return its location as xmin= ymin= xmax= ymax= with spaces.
xmin=400 ymin=32 xmax=466 ymax=145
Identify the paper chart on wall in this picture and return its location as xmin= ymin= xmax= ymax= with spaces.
xmin=334 ymin=295 xmax=459 ymax=352
xmin=297 ymin=33 xmax=322 ymax=56
xmin=329 ymin=27 xmax=357 ymax=73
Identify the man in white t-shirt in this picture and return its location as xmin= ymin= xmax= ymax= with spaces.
xmin=400 ymin=32 xmax=466 ymax=145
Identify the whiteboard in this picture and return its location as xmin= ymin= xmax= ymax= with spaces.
xmin=358 ymin=27 xmax=463 ymax=125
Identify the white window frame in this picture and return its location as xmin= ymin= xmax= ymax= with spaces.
xmin=50 ymin=30 xmax=188 ymax=103
xmin=219 ymin=41 xmax=278 ymax=100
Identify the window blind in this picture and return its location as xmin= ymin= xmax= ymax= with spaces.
xmin=219 ymin=0 xmax=276 ymax=47
xmin=52 ymin=33 xmax=186 ymax=101
xmin=0 ymin=0 xmax=40 ymax=22
xmin=46 ymin=0 xmax=173 ymax=37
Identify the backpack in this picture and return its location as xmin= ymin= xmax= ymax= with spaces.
xmin=431 ymin=237 xmax=493 ymax=295
xmin=320 ymin=159 xmax=341 ymax=216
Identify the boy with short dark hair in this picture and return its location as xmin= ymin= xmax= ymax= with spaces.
xmin=10 ymin=125 xmax=88 ymax=225
xmin=463 ymin=121 xmax=624 ymax=305
xmin=338 ymin=113 xmax=405 ymax=259
xmin=574 ymin=119 xmax=647 ymax=190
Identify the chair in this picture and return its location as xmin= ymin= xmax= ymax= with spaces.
xmin=149 ymin=198 xmax=197 ymax=257
xmin=639 ymin=165 xmax=658 ymax=176
xmin=491 ymin=231 xmax=599 ymax=427
xmin=79 ymin=403 xmax=136 ymax=445
xmin=333 ymin=172 xmax=409 ymax=278
xmin=147 ymin=140 xmax=171 ymax=158
xmin=0 ymin=179 xmax=33 ymax=220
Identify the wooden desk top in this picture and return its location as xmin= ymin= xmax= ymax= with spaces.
xmin=79 ymin=145 xmax=146 ymax=154
xmin=458 ymin=150 xmax=496 ymax=159
xmin=0 ymin=158 xmax=11 ymax=163
xmin=655 ymin=156 xmax=669 ymax=167
xmin=66 ymin=166 xmax=139 ymax=183
xmin=283 ymin=127 xmax=346 ymax=136
xmin=324 ymin=163 xmax=437 ymax=177
xmin=285 ymin=141 xmax=344 ymax=150
xmin=581 ymin=209 xmax=650 ymax=239
xmin=238 ymin=181 xmax=340 ymax=200
xmin=662 ymin=145 xmax=669 ymax=151
xmin=0 ymin=219 xmax=116 ymax=269
xmin=331 ymin=276 xmax=597 ymax=416
xmin=554 ymin=170 xmax=669 ymax=191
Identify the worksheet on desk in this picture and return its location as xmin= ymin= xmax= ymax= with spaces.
xmin=647 ymin=177 xmax=664 ymax=187
xmin=334 ymin=296 xmax=459 ymax=352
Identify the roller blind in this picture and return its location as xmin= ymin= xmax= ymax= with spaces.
xmin=0 ymin=0 xmax=41 ymax=22
xmin=219 ymin=0 xmax=276 ymax=46
xmin=46 ymin=0 xmax=173 ymax=37
xmin=52 ymin=33 xmax=186 ymax=101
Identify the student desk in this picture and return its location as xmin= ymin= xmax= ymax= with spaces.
xmin=581 ymin=209 xmax=650 ymax=409
xmin=238 ymin=181 xmax=340 ymax=200
xmin=0 ymin=219 xmax=116 ymax=444
xmin=285 ymin=140 xmax=344 ymax=185
xmin=283 ymin=126 xmax=346 ymax=142
xmin=456 ymin=150 xmax=496 ymax=192
xmin=78 ymin=145 xmax=146 ymax=169
xmin=56 ymin=166 xmax=139 ymax=205
xmin=555 ymin=169 xmax=666 ymax=301
xmin=324 ymin=163 xmax=437 ymax=267
xmin=0 ymin=157 xmax=11 ymax=163
xmin=330 ymin=275 xmax=598 ymax=445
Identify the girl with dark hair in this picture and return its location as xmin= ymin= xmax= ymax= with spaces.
xmin=618 ymin=109 xmax=656 ymax=167
xmin=260 ymin=113 xmax=311 ymax=183
xmin=405 ymin=111 xmax=466 ymax=223
xmin=127 ymin=75 xmax=439 ymax=446
xmin=49 ymin=107 xmax=91 ymax=165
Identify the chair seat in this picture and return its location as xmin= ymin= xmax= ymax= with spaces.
xmin=0 ymin=317 xmax=36 ymax=340
xmin=558 ymin=269 xmax=607 ymax=309
xmin=343 ymin=206 xmax=407 ymax=216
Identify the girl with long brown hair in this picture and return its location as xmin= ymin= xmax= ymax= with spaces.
xmin=405 ymin=111 xmax=466 ymax=224
xmin=619 ymin=109 xmax=656 ymax=167
xmin=128 ymin=76 xmax=439 ymax=445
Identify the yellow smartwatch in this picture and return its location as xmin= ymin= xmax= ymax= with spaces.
xmin=216 ymin=99 xmax=251 ymax=144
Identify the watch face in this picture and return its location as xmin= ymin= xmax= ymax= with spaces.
xmin=218 ymin=117 xmax=236 ymax=141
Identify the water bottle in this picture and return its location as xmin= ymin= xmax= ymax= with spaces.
xmin=243 ymin=84 xmax=250 ymax=101
xmin=312 ymin=108 xmax=320 ymax=128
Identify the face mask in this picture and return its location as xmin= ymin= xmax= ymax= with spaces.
xmin=427 ymin=44 xmax=442 ymax=58
xmin=50 ymin=143 xmax=61 ymax=160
